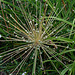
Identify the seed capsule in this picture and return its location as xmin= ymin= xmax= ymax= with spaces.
xmin=67 ymin=46 xmax=69 ymax=48
xmin=26 ymin=41 xmax=28 ymax=42
xmin=35 ymin=23 xmax=38 ymax=26
xmin=7 ymin=21 xmax=9 ymax=23
xmin=22 ymin=72 xmax=26 ymax=75
xmin=29 ymin=21 xmax=32 ymax=24
xmin=25 ymin=47 xmax=27 ymax=49
xmin=33 ymin=29 xmax=35 ymax=31
xmin=46 ymin=4 xmax=48 ymax=7
xmin=43 ymin=23 xmax=45 ymax=25
xmin=32 ymin=57 xmax=34 ymax=59
xmin=36 ymin=31 xmax=39 ymax=33
xmin=30 ymin=46 xmax=32 ymax=48
xmin=0 ymin=35 xmax=2 ymax=38
xmin=10 ymin=14 xmax=12 ymax=17
xmin=56 ymin=36 xmax=57 ymax=39
xmin=33 ymin=19 xmax=34 ymax=21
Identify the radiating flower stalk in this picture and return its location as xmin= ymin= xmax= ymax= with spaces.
xmin=0 ymin=0 xmax=75 ymax=75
